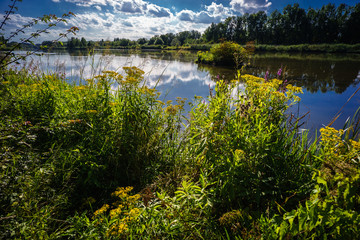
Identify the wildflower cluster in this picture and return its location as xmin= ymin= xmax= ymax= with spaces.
xmin=320 ymin=126 xmax=345 ymax=157
xmin=320 ymin=126 xmax=360 ymax=174
xmin=122 ymin=67 xmax=144 ymax=85
xmin=164 ymin=97 xmax=187 ymax=116
xmin=93 ymin=187 xmax=142 ymax=238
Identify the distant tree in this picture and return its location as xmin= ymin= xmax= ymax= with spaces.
xmin=203 ymin=23 xmax=217 ymax=42
xmin=246 ymin=11 xmax=267 ymax=43
xmin=80 ymin=37 xmax=87 ymax=47
xmin=87 ymin=41 xmax=95 ymax=48
xmin=342 ymin=3 xmax=360 ymax=43
xmin=165 ymin=33 xmax=177 ymax=45
xmin=268 ymin=10 xmax=284 ymax=44
xmin=137 ymin=38 xmax=148 ymax=45
xmin=170 ymin=38 xmax=181 ymax=46
xmin=282 ymin=4 xmax=309 ymax=44
xmin=154 ymin=37 xmax=164 ymax=45
xmin=118 ymin=38 xmax=130 ymax=46
xmin=148 ymin=36 xmax=158 ymax=45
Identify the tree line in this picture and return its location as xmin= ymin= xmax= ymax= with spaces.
xmin=203 ymin=3 xmax=360 ymax=45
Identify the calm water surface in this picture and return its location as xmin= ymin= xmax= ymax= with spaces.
xmin=17 ymin=49 xmax=360 ymax=133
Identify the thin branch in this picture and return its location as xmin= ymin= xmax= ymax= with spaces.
xmin=0 ymin=0 xmax=18 ymax=31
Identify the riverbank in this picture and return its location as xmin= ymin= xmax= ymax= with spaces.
xmin=255 ymin=43 xmax=360 ymax=53
xmin=1 ymin=64 xmax=359 ymax=239
xmin=13 ymin=43 xmax=360 ymax=54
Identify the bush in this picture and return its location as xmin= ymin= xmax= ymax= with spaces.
xmin=196 ymin=41 xmax=248 ymax=67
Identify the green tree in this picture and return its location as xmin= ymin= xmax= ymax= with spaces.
xmin=343 ymin=3 xmax=360 ymax=43
xmin=170 ymin=38 xmax=181 ymax=46
xmin=80 ymin=37 xmax=87 ymax=47
xmin=268 ymin=10 xmax=284 ymax=44
xmin=137 ymin=38 xmax=148 ymax=45
xmin=282 ymin=4 xmax=310 ymax=44
xmin=246 ymin=11 xmax=268 ymax=44
xmin=154 ymin=37 xmax=164 ymax=45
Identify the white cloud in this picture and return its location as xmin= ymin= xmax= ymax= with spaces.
xmin=56 ymin=0 xmax=107 ymax=7
xmin=0 ymin=13 xmax=34 ymax=28
xmin=196 ymin=11 xmax=220 ymax=24
xmin=54 ymin=0 xmax=172 ymax=17
xmin=176 ymin=2 xmax=234 ymax=24
xmin=205 ymin=2 xmax=228 ymax=15
xmin=230 ymin=0 xmax=272 ymax=13
xmin=147 ymin=4 xmax=171 ymax=18
xmin=3 ymin=0 xmax=241 ymax=42
xmin=177 ymin=10 xmax=194 ymax=22
xmin=113 ymin=0 xmax=145 ymax=14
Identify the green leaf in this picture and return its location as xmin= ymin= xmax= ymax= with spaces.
xmin=316 ymin=176 xmax=327 ymax=186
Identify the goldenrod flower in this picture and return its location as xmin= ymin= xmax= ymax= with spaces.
xmin=156 ymin=100 xmax=165 ymax=106
xmin=109 ymin=102 xmax=118 ymax=106
xmin=75 ymin=86 xmax=87 ymax=90
xmin=94 ymin=204 xmax=109 ymax=216
xmin=85 ymin=110 xmax=97 ymax=114
xmin=165 ymin=105 xmax=178 ymax=115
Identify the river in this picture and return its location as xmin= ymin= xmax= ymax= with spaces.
xmin=13 ymin=49 xmax=360 ymax=134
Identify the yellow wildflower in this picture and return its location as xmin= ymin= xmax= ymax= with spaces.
xmin=286 ymin=84 xmax=303 ymax=94
xmin=156 ymin=100 xmax=165 ymax=106
xmin=85 ymin=110 xmax=97 ymax=114
xmin=94 ymin=204 xmax=109 ymax=216
xmin=165 ymin=105 xmax=178 ymax=115
xmin=74 ymin=86 xmax=86 ymax=90
xmin=110 ymin=206 xmax=123 ymax=218
xmin=350 ymin=140 xmax=360 ymax=150
xmin=109 ymin=102 xmax=118 ymax=106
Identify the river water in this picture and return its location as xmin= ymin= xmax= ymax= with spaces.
xmin=14 ymin=49 xmax=360 ymax=134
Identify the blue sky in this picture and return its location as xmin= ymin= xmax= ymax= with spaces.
xmin=1 ymin=0 xmax=358 ymax=42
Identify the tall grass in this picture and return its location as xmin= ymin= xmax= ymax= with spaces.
xmin=1 ymin=63 xmax=359 ymax=239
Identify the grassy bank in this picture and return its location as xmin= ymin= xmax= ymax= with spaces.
xmin=16 ymin=43 xmax=360 ymax=55
xmin=1 ymin=65 xmax=359 ymax=239
xmin=255 ymin=43 xmax=360 ymax=53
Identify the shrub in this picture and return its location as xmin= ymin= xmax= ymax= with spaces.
xmin=196 ymin=41 xmax=248 ymax=67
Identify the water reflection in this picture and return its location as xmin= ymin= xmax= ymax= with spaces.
xmin=14 ymin=49 xmax=360 ymax=132
xmin=248 ymin=53 xmax=360 ymax=94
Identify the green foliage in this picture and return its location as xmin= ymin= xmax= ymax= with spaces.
xmin=0 ymin=67 xmax=184 ymax=238
xmin=255 ymin=43 xmax=360 ymax=53
xmin=260 ymin=127 xmax=360 ymax=239
xmin=70 ymin=176 xmax=217 ymax=239
xmin=202 ymin=3 xmax=360 ymax=45
xmin=1 ymin=61 xmax=359 ymax=239
xmin=196 ymin=41 xmax=248 ymax=67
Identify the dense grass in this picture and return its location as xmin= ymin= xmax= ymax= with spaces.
xmin=1 ymin=64 xmax=359 ymax=239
